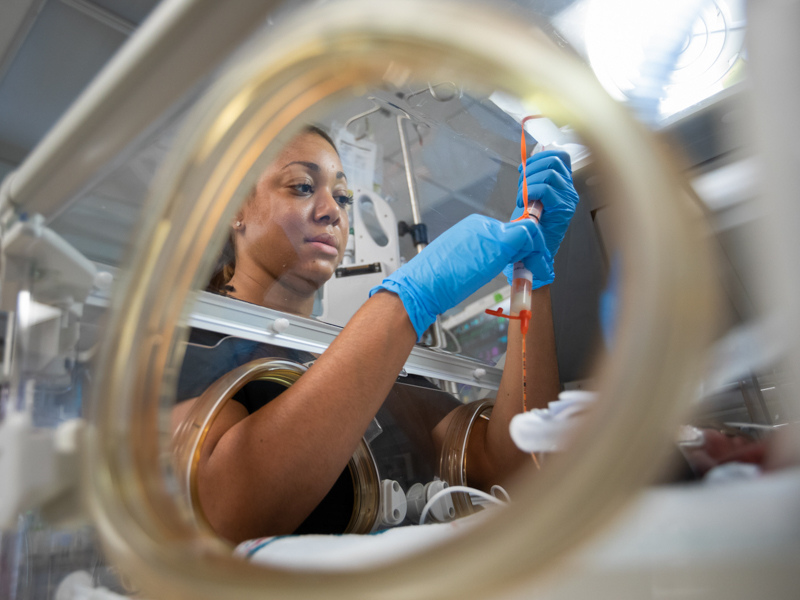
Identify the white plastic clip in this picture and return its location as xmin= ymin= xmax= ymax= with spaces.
xmin=378 ymin=479 xmax=407 ymax=527
xmin=270 ymin=318 xmax=290 ymax=334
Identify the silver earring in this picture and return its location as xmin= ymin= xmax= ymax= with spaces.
xmin=235 ymin=220 xmax=242 ymax=227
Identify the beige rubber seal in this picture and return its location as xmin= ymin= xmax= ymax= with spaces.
xmin=438 ymin=400 xmax=494 ymax=517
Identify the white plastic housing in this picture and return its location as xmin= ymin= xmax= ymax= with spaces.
xmin=379 ymin=479 xmax=407 ymax=527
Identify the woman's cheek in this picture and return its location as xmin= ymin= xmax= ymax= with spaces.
xmin=272 ymin=211 xmax=306 ymax=250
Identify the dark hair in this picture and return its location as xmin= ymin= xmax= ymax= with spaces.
xmin=306 ymin=124 xmax=338 ymax=155
xmin=207 ymin=229 xmax=238 ymax=296
xmin=206 ymin=125 xmax=338 ymax=295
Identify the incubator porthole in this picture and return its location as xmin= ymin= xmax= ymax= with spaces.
xmin=62 ymin=0 xmax=717 ymax=597
xmin=3 ymin=0 xmax=797 ymax=598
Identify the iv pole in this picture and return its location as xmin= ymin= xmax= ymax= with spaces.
xmin=344 ymin=87 xmax=454 ymax=351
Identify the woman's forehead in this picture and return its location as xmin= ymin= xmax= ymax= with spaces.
xmin=278 ymin=133 xmax=340 ymax=170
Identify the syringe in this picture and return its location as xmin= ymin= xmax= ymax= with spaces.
xmin=508 ymin=199 xmax=543 ymax=336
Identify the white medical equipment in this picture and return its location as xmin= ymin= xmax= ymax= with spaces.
xmin=0 ymin=215 xmax=98 ymax=528
xmin=319 ymin=188 xmax=401 ymax=327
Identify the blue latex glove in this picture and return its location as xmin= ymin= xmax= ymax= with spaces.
xmin=370 ymin=214 xmax=551 ymax=340
xmin=503 ymin=150 xmax=579 ymax=287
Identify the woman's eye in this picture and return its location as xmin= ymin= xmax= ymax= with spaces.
xmin=292 ymin=183 xmax=314 ymax=195
xmin=335 ymin=193 xmax=354 ymax=207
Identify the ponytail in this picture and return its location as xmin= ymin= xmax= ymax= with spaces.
xmin=207 ymin=230 xmax=236 ymax=295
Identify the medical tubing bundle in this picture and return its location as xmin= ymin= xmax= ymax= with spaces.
xmin=419 ymin=485 xmax=509 ymax=525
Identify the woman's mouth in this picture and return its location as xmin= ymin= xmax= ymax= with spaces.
xmin=306 ymin=233 xmax=339 ymax=256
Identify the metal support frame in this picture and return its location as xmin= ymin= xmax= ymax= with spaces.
xmin=0 ymin=0 xmax=48 ymax=87
xmin=396 ymin=115 xmax=425 ymax=254
xmin=344 ymin=100 xmax=447 ymax=348
xmin=59 ymin=0 xmax=136 ymax=36
xmin=395 ymin=114 xmax=446 ymax=349
xmin=739 ymin=376 xmax=773 ymax=426
xmin=0 ymin=0 xmax=286 ymax=221
xmin=343 ymin=98 xmax=381 ymax=139
xmin=86 ymin=290 xmax=503 ymax=390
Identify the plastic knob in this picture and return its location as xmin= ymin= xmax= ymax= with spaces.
xmin=271 ymin=318 xmax=290 ymax=334
xmin=405 ymin=480 xmax=455 ymax=524
xmin=94 ymin=271 xmax=113 ymax=291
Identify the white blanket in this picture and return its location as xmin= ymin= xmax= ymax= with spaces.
xmin=235 ymin=511 xmax=491 ymax=572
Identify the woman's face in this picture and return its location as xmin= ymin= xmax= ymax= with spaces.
xmin=236 ymin=132 xmax=351 ymax=295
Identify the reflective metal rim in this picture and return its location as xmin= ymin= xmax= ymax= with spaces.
xmin=345 ymin=439 xmax=381 ymax=535
xmin=172 ymin=357 xmax=379 ymax=536
xmin=172 ymin=359 xmax=308 ymax=531
xmin=438 ymin=400 xmax=495 ymax=517
xmin=86 ymin=0 xmax=717 ymax=598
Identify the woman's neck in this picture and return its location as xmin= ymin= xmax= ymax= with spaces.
xmin=226 ymin=268 xmax=316 ymax=317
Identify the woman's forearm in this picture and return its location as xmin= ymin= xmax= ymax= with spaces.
xmin=466 ymin=285 xmax=561 ymax=489
xmin=198 ymin=291 xmax=417 ymax=541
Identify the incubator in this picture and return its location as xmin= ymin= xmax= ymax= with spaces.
xmin=0 ymin=0 xmax=797 ymax=599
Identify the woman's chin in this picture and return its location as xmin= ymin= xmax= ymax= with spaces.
xmin=285 ymin=266 xmax=335 ymax=293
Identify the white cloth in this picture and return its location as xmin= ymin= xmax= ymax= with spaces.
xmin=509 ymin=390 xmax=597 ymax=452
xmin=235 ymin=511 xmax=491 ymax=572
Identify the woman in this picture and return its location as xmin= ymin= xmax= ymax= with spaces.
xmin=174 ymin=125 xmax=578 ymax=543
xmin=207 ymin=126 xmax=352 ymax=314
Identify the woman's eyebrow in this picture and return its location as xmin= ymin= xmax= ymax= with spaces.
xmin=282 ymin=161 xmax=319 ymax=172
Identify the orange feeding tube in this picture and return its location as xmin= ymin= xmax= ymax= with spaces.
xmin=485 ymin=116 xmax=545 ymax=469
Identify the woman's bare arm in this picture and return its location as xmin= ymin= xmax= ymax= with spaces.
xmin=196 ymin=291 xmax=416 ymax=542
xmin=453 ymin=285 xmax=560 ymax=490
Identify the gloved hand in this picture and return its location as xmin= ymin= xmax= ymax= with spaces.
xmin=503 ymin=150 xmax=579 ymax=287
xmin=370 ymin=214 xmax=551 ymax=340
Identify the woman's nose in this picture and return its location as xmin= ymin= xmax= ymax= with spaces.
xmin=313 ymin=188 xmax=341 ymax=224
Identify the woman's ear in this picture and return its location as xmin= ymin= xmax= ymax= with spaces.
xmin=233 ymin=185 xmax=257 ymax=233
xmin=232 ymin=211 xmax=245 ymax=232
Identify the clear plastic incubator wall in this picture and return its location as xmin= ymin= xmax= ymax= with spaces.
xmin=0 ymin=0 xmax=798 ymax=598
